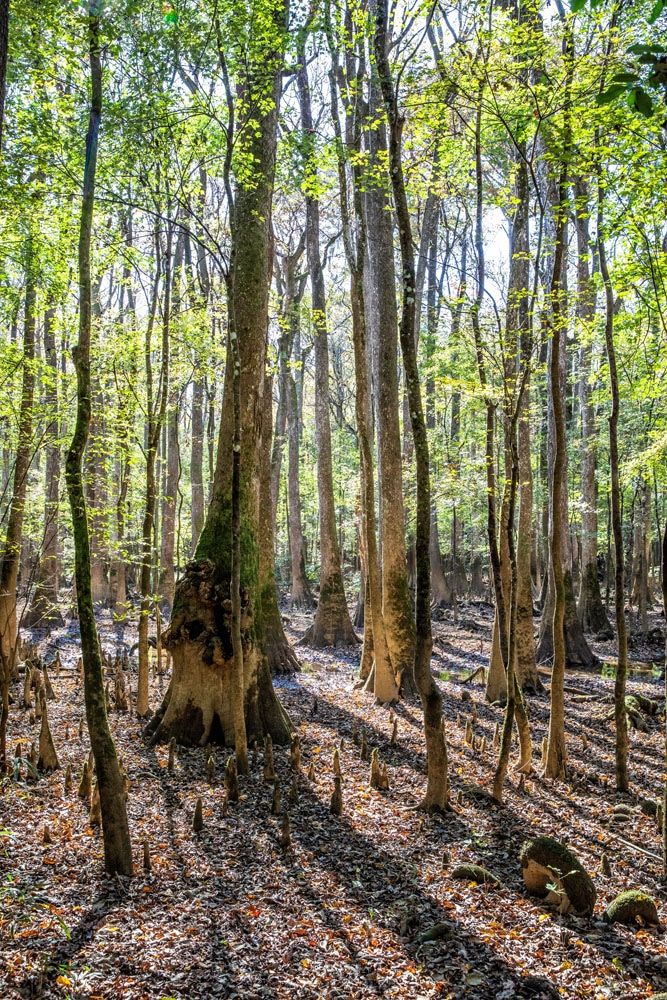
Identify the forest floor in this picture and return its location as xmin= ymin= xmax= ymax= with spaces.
xmin=2 ymin=600 xmax=667 ymax=1000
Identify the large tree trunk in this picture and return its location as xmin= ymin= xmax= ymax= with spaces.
xmin=0 ymin=247 xmax=36 ymax=770
xmin=147 ymin=2 xmax=291 ymax=747
xmin=513 ymin=154 xmax=539 ymax=692
xmin=159 ymin=234 xmax=184 ymax=607
xmin=24 ymin=305 xmax=63 ymax=628
xmin=364 ymin=69 xmax=414 ymax=687
xmin=299 ymin=42 xmax=357 ymax=651
xmin=574 ymin=179 xmax=612 ymax=638
xmin=65 ymin=6 xmax=132 ymax=874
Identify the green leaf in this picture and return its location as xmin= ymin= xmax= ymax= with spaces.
xmin=596 ymin=84 xmax=628 ymax=105
xmin=569 ymin=0 xmax=587 ymax=10
xmin=633 ymin=87 xmax=654 ymax=116
xmin=648 ymin=0 xmax=664 ymax=23
xmin=627 ymin=43 xmax=665 ymax=55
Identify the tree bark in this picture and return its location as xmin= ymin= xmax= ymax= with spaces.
xmin=375 ymin=0 xmax=449 ymax=808
xmin=147 ymin=1 xmax=291 ymax=748
xmin=298 ymin=37 xmax=357 ymax=650
xmin=65 ymin=4 xmax=132 ymax=875
xmin=277 ymin=244 xmax=314 ymax=610
xmin=364 ymin=66 xmax=414 ymax=688
xmin=159 ymin=392 xmax=179 ymax=607
xmin=109 ymin=210 xmax=137 ymax=617
xmin=544 ymin=62 xmax=572 ymax=780
xmin=191 ymin=376 xmax=205 ymax=552
xmin=536 ymin=194 xmax=597 ymax=670
xmin=512 ymin=153 xmax=539 ymax=692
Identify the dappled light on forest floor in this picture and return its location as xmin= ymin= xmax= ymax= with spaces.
xmin=2 ymin=609 xmax=667 ymax=999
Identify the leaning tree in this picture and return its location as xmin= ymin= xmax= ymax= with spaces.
xmin=147 ymin=0 xmax=291 ymax=748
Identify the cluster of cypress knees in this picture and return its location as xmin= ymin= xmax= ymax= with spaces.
xmin=185 ymin=699 xmax=396 ymax=852
xmin=13 ymin=652 xmax=663 ymax=931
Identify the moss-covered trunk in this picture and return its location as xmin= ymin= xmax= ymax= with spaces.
xmin=147 ymin=0 xmax=291 ymax=747
xmin=65 ymin=5 xmax=132 ymax=875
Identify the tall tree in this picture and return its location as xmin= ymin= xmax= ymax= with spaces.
xmin=364 ymin=44 xmax=415 ymax=689
xmin=65 ymin=0 xmax=132 ymax=875
xmin=298 ymin=30 xmax=357 ymax=650
xmin=147 ymin=0 xmax=291 ymax=747
xmin=597 ymin=157 xmax=629 ymax=792
xmin=543 ymin=30 xmax=573 ymax=780
xmin=574 ymin=178 xmax=612 ymax=638
xmin=325 ymin=8 xmax=398 ymax=702
xmin=375 ymin=0 xmax=449 ymax=807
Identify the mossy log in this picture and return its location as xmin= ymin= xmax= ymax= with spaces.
xmin=603 ymin=890 xmax=659 ymax=926
xmin=519 ymin=836 xmax=596 ymax=916
xmin=451 ymin=863 xmax=502 ymax=887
